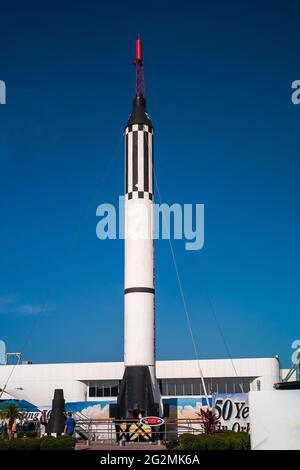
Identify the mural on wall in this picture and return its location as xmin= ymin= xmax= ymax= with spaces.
xmin=164 ymin=397 xmax=212 ymax=419
xmin=67 ymin=400 xmax=115 ymax=419
xmin=2 ymin=395 xmax=249 ymax=435
xmin=64 ymin=397 xmax=213 ymax=420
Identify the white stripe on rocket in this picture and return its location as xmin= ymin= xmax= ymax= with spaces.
xmin=127 ymin=132 xmax=133 ymax=194
xmin=138 ymin=131 xmax=144 ymax=192
xmin=148 ymin=132 xmax=153 ymax=195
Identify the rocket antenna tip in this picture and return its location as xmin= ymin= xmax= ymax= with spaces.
xmin=135 ymin=33 xmax=145 ymax=96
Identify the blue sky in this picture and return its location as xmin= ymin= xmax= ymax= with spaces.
xmin=0 ymin=0 xmax=299 ymax=367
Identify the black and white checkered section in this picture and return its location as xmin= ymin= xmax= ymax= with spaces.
xmin=125 ymin=124 xmax=153 ymax=200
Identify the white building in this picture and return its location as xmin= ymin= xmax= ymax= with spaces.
xmin=0 ymin=357 xmax=283 ymax=407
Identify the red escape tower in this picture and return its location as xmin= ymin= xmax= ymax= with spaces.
xmin=134 ymin=34 xmax=145 ymax=97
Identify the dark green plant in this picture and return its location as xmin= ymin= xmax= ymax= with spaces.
xmin=24 ymin=430 xmax=37 ymax=438
xmin=215 ymin=430 xmax=250 ymax=450
xmin=0 ymin=439 xmax=9 ymax=450
xmin=180 ymin=433 xmax=209 ymax=450
xmin=0 ymin=437 xmax=40 ymax=450
xmin=40 ymin=435 xmax=77 ymax=451
xmin=23 ymin=438 xmax=41 ymax=450
xmin=0 ymin=435 xmax=77 ymax=451
xmin=179 ymin=431 xmax=250 ymax=451
xmin=6 ymin=439 xmax=27 ymax=450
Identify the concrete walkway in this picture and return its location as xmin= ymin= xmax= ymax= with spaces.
xmin=76 ymin=443 xmax=166 ymax=451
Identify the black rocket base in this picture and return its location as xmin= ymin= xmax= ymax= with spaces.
xmin=110 ymin=366 xmax=160 ymax=419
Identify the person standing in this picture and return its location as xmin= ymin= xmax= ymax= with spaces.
xmin=39 ymin=411 xmax=47 ymax=437
xmin=64 ymin=412 xmax=75 ymax=436
xmin=11 ymin=420 xmax=17 ymax=439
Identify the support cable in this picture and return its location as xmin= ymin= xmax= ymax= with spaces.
xmin=152 ymin=165 xmax=210 ymax=406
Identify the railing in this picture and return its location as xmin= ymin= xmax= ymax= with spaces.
xmin=74 ymin=417 xmax=204 ymax=445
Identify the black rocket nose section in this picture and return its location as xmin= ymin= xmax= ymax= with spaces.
xmin=126 ymin=94 xmax=153 ymax=128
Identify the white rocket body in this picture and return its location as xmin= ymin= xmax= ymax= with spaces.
xmin=122 ymin=98 xmax=162 ymax=412
xmin=124 ymin=124 xmax=154 ymax=368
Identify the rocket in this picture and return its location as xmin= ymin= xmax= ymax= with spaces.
xmin=110 ymin=36 xmax=162 ymax=419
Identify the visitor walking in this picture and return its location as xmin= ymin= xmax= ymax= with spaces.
xmin=64 ymin=412 xmax=75 ymax=436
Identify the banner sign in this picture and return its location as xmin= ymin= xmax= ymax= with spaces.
xmin=213 ymin=393 xmax=250 ymax=432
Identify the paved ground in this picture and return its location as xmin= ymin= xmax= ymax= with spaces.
xmin=76 ymin=443 xmax=166 ymax=451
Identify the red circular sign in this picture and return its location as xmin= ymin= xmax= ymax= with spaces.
xmin=140 ymin=416 xmax=165 ymax=427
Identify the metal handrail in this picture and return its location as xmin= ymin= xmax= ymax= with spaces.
xmin=74 ymin=417 xmax=204 ymax=444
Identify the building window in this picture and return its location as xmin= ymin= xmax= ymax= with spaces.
xmin=182 ymin=379 xmax=192 ymax=395
xmin=192 ymin=380 xmax=201 ymax=395
xmin=88 ymin=377 xmax=255 ymax=399
xmin=88 ymin=380 xmax=120 ymax=398
xmin=159 ymin=377 xmax=254 ymax=396
xmin=167 ymin=380 xmax=176 ymax=396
